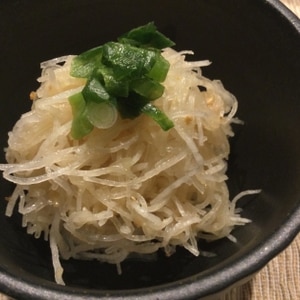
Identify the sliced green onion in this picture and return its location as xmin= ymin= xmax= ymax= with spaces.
xmin=82 ymin=77 xmax=111 ymax=103
xmin=102 ymin=42 xmax=157 ymax=79
xmin=69 ymin=92 xmax=94 ymax=139
xmin=131 ymin=78 xmax=164 ymax=101
xmin=69 ymin=23 xmax=175 ymax=139
xmin=95 ymin=66 xmax=129 ymax=97
xmin=141 ymin=103 xmax=174 ymax=131
xmin=70 ymin=46 xmax=103 ymax=78
xmin=147 ymin=54 xmax=170 ymax=82
xmin=116 ymin=93 xmax=149 ymax=119
xmin=86 ymin=101 xmax=118 ymax=129
xmin=118 ymin=22 xmax=175 ymax=49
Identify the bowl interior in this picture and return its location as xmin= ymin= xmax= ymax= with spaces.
xmin=0 ymin=0 xmax=300 ymax=299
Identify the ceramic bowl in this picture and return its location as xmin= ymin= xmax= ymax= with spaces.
xmin=0 ymin=0 xmax=299 ymax=299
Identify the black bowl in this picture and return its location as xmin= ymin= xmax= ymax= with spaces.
xmin=0 ymin=0 xmax=299 ymax=299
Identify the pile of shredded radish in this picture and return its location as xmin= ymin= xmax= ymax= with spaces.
xmin=0 ymin=48 xmax=260 ymax=285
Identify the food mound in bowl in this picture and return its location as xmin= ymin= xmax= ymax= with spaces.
xmin=0 ymin=23 xmax=259 ymax=285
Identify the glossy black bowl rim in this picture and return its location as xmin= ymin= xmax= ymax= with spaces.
xmin=0 ymin=0 xmax=299 ymax=299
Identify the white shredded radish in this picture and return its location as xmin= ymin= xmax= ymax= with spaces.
xmin=0 ymin=49 xmax=260 ymax=285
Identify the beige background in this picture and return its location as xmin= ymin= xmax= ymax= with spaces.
xmin=0 ymin=0 xmax=299 ymax=299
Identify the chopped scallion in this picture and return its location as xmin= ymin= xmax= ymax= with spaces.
xmin=69 ymin=23 xmax=175 ymax=139
xmin=69 ymin=93 xmax=94 ymax=140
xmin=86 ymin=101 xmax=118 ymax=129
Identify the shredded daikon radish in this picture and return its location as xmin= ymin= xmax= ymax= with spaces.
xmin=0 ymin=48 xmax=260 ymax=285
